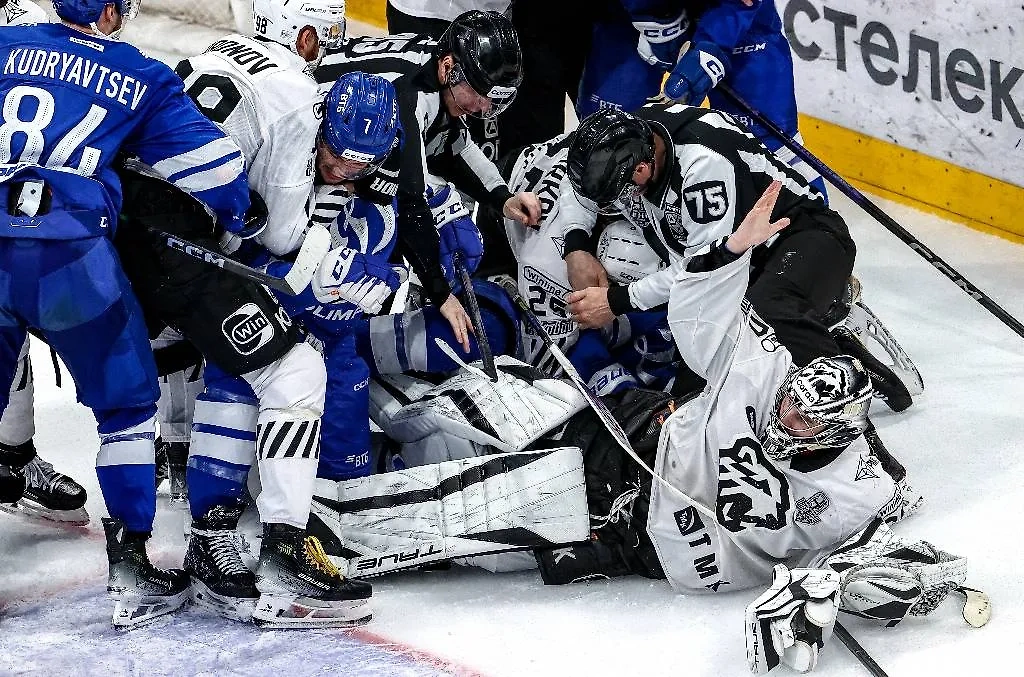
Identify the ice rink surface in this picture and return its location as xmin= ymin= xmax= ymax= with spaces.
xmin=1 ymin=187 xmax=1022 ymax=677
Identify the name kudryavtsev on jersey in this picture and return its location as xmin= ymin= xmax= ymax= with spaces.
xmin=0 ymin=22 xmax=249 ymax=240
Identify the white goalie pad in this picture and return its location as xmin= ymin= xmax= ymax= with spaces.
xmin=373 ymin=355 xmax=587 ymax=462
xmin=308 ymin=447 xmax=590 ymax=578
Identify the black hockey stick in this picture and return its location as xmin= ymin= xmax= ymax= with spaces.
xmin=717 ymin=81 xmax=1024 ymax=341
xmin=455 ymin=254 xmax=498 ymax=381
xmin=834 ymin=622 xmax=889 ymax=677
xmin=152 ymin=223 xmax=330 ymax=296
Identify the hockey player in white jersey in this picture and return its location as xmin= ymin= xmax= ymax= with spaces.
xmin=316 ymin=10 xmax=541 ymax=353
xmin=563 ymin=104 xmax=918 ymax=411
xmin=166 ymin=0 xmax=374 ymax=627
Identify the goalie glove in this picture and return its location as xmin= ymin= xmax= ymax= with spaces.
xmin=746 ymin=565 xmax=841 ymax=674
xmin=426 ymin=183 xmax=484 ymax=290
xmin=819 ymin=519 xmax=968 ymax=627
xmin=664 ymin=41 xmax=731 ymax=105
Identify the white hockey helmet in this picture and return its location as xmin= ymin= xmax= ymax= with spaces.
xmin=251 ymin=0 xmax=346 ymax=61
xmin=596 ymin=218 xmax=666 ymax=284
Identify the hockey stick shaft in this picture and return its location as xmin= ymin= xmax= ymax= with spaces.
xmin=153 ymin=223 xmax=330 ymax=296
xmin=497 ymin=278 xmax=719 ymax=522
xmin=455 ymin=255 xmax=498 ymax=381
xmin=834 ymin=622 xmax=889 ymax=677
xmin=717 ymin=82 xmax=1024 ymax=341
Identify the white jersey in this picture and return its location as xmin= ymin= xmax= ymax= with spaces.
xmin=388 ymin=0 xmax=511 ymax=22
xmin=178 ymin=35 xmax=321 ymax=256
xmin=647 ymin=249 xmax=895 ymax=594
xmin=1 ymin=0 xmax=47 ymax=26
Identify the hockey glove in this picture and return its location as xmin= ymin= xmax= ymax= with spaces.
xmin=311 ymin=246 xmax=407 ymax=314
xmin=745 ymin=565 xmax=841 ymax=674
xmin=219 ymin=189 xmax=269 ymax=254
xmin=821 ymin=520 xmax=968 ymax=627
xmin=634 ymin=11 xmax=691 ymax=69
xmin=664 ymin=41 xmax=731 ymax=105
xmin=427 ymin=184 xmax=484 ymax=291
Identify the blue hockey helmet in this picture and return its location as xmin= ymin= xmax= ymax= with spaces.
xmin=53 ymin=0 xmax=139 ymax=26
xmin=318 ymin=72 xmax=401 ymax=181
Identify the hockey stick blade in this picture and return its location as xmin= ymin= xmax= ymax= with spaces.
xmin=834 ymin=621 xmax=889 ymax=677
xmin=497 ymin=277 xmax=720 ymax=522
xmin=455 ymin=254 xmax=498 ymax=381
xmin=155 ymin=223 xmax=330 ymax=295
xmin=434 ymin=337 xmax=494 ymax=382
xmin=955 ymin=586 xmax=992 ymax=628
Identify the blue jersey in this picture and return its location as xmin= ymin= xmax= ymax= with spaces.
xmin=621 ymin=0 xmax=779 ymax=47
xmin=0 ymin=23 xmax=249 ymax=239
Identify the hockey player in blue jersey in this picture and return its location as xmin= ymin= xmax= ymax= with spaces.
xmin=267 ymin=72 xmax=405 ymax=483
xmin=0 ymin=0 xmax=251 ymax=628
xmin=579 ymin=1 xmax=825 ymax=194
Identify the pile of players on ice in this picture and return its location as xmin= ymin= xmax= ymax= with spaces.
xmin=0 ymin=0 xmax=989 ymax=673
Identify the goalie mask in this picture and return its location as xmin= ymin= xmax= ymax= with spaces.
xmin=318 ymin=72 xmax=400 ymax=183
xmin=567 ymin=108 xmax=655 ymax=216
xmin=252 ymin=0 xmax=346 ymax=67
xmin=53 ymin=0 xmax=139 ymax=38
xmin=761 ymin=355 xmax=872 ymax=461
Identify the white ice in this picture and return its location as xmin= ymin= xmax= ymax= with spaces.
xmin=1 ymin=187 xmax=1021 ymax=677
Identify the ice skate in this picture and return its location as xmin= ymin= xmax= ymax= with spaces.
xmin=184 ymin=503 xmax=259 ymax=622
xmin=155 ymin=438 xmax=189 ymax=505
xmin=104 ymin=517 xmax=190 ymax=629
xmin=252 ymin=523 xmax=372 ymax=629
xmin=0 ymin=446 xmax=89 ymax=526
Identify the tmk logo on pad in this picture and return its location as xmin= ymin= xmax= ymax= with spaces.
xmin=223 ymin=303 xmax=275 ymax=355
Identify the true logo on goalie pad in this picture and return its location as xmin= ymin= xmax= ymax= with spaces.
xmin=222 ymin=303 xmax=275 ymax=355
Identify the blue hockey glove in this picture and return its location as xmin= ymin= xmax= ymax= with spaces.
xmin=426 ymin=183 xmax=484 ymax=291
xmin=664 ymin=41 xmax=731 ymax=104
xmin=633 ymin=11 xmax=690 ymax=69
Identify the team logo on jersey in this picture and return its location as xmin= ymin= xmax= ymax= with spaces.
xmin=5 ymin=4 xmax=27 ymax=23
xmin=795 ymin=492 xmax=830 ymax=525
xmin=855 ymin=454 xmax=881 ymax=481
xmin=313 ymin=100 xmax=325 ymax=120
xmin=222 ymin=303 xmax=275 ymax=355
xmin=717 ymin=435 xmax=790 ymax=533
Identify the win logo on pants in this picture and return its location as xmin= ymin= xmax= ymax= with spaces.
xmin=222 ymin=303 xmax=275 ymax=355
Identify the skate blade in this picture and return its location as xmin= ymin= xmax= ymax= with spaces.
xmin=0 ymin=500 xmax=90 ymax=527
xmin=846 ymin=302 xmax=924 ymax=396
xmin=251 ymin=594 xmax=371 ymax=629
xmin=190 ymin=579 xmax=257 ymax=623
xmin=110 ymin=589 xmax=190 ymax=630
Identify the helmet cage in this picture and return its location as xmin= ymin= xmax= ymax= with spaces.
xmin=761 ymin=356 xmax=873 ymax=461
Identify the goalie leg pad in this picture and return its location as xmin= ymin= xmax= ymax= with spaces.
xmin=310 ymin=447 xmax=589 ymax=577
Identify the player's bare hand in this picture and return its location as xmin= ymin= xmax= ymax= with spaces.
xmin=504 ymin=192 xmax=542 ymax=227
xmin=567 ymin=286 xmax=614 ymax=329
xmin=726 ymin=180 xmax=791 ymax=254
xmin=565 ymin=250 xmax=609 ymax=291
xmin=439 ymin=293 xmax=474 ymax=353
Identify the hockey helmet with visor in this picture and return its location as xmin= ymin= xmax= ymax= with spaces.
xmin=567 ymin=108 xmax=655 ymax=216
xmin=318 ymin=72 xmax=401 ymax=182
xmin=53 ymin=0 xmax=139 ymax=37
xmin=436 ymin=10 xmax=522 ymax=119
xmin=252 ymin=0 xmax=346 ymax=64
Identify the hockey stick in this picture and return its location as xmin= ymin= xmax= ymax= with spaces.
xmin=152 ymin=222 xmax=331 ymax=296
xmin=497 ymin=278 xmax=720 ymax=523
xmin=834 ymin=622 xmax=889 ymax=677
xmin=716 ymin=82 xmax=1024 ymax=341
xmin=455 ymin=254 xmax=498 ymax=381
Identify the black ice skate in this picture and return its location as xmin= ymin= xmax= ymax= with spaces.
xmin=184 ymin=503 xmax=259 ymax=622
xmin=104 ymin=517 xmax=190 ymax=629
xmin=155 ymin=438 xmax=189 ymax=505
xmin=0 ymin=442 xmax=89 ymax=526
xmin=252 ymin=523 xmax=372 ymax=629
